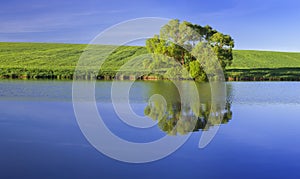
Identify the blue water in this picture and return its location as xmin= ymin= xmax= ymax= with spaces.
xmin=0 ymin=80 xmax=300 ymax=178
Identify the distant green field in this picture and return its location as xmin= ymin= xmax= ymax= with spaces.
xmin=231 ymin=50 xmax=300 ymax=69
xmin=0 ymin=42 xmax=300 ymax=80
xmin=0 ymin=42 xmax=147 ymax=79
xmin=228 ymin=50 xmax=300 ymax=80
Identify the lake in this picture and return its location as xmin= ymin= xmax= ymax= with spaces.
xmin=1 ymin=80 xmax=300 ymax=178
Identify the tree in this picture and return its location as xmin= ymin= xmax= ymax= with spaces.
xmin=145 ymin=19 xmax=234 ymax=81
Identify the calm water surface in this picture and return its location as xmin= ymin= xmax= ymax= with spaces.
xmin=0 ymin=80 xmax=300 ymax=178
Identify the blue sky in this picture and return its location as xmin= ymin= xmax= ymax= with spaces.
xmin=1 ymin=0 xmax=300 ymax=51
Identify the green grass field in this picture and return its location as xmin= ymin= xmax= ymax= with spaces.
xmin=0 ymin=42 xmax=147 ymax=79
xmin=1 ymin=42 xmax=300 ymax=80
xmin=231 ymin=50 xmax=300 ymax=69
xmin=228 ymin=50 xmax=300 ymax=80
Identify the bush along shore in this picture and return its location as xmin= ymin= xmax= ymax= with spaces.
xmin=2 ymin=68 xmax=300 ymax=81
xmin=226 ymin=67 xmax=300 ymax=81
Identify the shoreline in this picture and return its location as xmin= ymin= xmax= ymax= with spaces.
xmin=1 ymin=75 xmax=300 ymax=82
xmin=1 ymin=68 xmax=300 ymax=81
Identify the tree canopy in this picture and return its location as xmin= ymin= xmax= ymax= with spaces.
xmin=145 ymin=19 xmax=234 ymax=81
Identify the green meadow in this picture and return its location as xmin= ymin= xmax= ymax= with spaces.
xmin=228 ymin=50 xmax=300 ymax=80
xmin=1 ymin=42 xmax=300 ymax=80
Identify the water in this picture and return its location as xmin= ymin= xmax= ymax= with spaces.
xmin=0 ymin=80 xmax=300 ymax=178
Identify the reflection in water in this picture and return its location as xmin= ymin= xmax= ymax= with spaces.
xmin=144 ymin=81 xmax=232 ymax=135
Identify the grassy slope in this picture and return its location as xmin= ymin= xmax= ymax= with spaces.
xmin=228 ymin=50 xmax=300 ymax=80
xmin=0 ymin=42 xmax=300 ymax=80
xmin=0 ymin=42 xmax=85 ymax=68
xmin=231 ymin=50 xmax=300 ymax=69
xmin=0 ymin=42 xmax=147 ymax=79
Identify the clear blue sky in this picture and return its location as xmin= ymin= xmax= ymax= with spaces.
xmin=1 ymin=0 xmax=300 ymax=51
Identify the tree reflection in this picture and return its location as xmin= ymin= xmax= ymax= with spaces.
xmin=144 ymin=81 xmax=232 ymax=135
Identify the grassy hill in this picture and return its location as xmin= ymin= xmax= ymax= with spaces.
xmin=228 ymin=50 xmax=300 ymax=80
xmin=0 ymin=42 xmax=147 ymax=79
xmin=231 ymin=50 xmax=300 ymax=69
xmin=1 ymin=42 xmax=300 ymax=80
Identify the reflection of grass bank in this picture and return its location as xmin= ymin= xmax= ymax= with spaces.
xmin=1 ymin=42 xmax=300 ymax=81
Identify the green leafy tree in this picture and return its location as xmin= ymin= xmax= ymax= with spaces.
xmin=145 ymin=19 xmax=234 ymax=81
